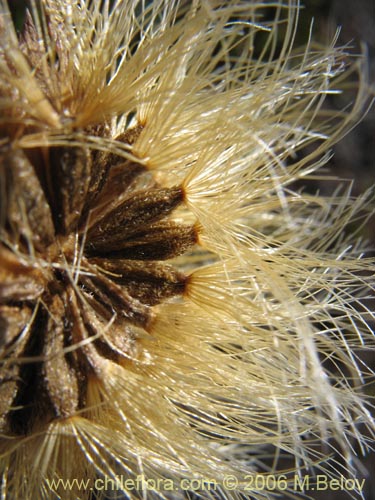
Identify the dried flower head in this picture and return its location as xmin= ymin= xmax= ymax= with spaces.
xmin=0 ymin=0 xmax=374 ymax=499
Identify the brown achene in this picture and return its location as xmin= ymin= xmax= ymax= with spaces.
xmin=0 ymin=131 xmax=195 ymax=434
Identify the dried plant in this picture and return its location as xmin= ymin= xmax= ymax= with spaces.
xmin=0 ymin=0 xmax=374 ymax=499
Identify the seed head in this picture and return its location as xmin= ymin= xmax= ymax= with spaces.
xmin=0 ymin=1 xmax=374 ymax=499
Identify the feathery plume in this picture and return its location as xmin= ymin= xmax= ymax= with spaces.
xmin=0 ymin=1 xmax=374 ymax=499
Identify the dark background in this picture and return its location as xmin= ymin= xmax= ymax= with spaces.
xmin=299 ymin=4 xmax=374 ymax=500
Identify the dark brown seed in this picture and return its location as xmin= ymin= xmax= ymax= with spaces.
xmin=78 ymin=123 xmax=112 ymax=218
xmin=83 ymin=161 xmax=147 ymax=228
xmin=0 ymin=246 xmax=45 ymax=303
xmin=67 ymin=287 xmax=109 ymax=376
xmin=80 ymin=125 xmax=145 ymax=221
xmin=80 ymin=267 xmax=152 ymax=329
xmin=91 ymin=258 xmax=187 ymax=305
xmin=0 ymin=306 xmax=32 ymax=428
xmin=86 ymin=186 xmax=185 ymax=251
xmin=43 ymin=294 xmax=79 ymax=418
xmin=114 ymin=125 xmax=144 ymax=146
xmin=2 ymin=149 xmax=55 ymax=249
xmin=49 ymin=146 xmax=92 ymax=234
xmin=90 ymin=222 xmax=198 ymax=260
xmin=80 ymin=302 xmax=138 ymax=363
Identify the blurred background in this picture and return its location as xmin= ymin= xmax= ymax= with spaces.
xmin=298 ymin=4 xmax=374 ymax=500
xmin=5 ymin=1 xmax=375 ymax=499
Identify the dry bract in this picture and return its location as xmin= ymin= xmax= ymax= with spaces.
xmin=0 ymin=1 xmax=374 ymax=499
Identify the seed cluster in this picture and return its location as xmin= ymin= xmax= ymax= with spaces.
xmin=0 ymin=124 xmax=196 ymax=435
xmin=0 ymin=1 xmax=374 ymax=499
